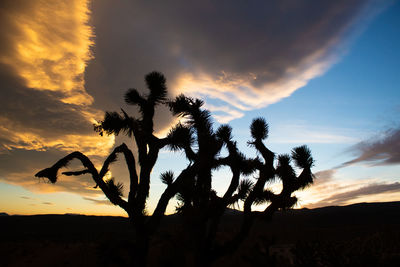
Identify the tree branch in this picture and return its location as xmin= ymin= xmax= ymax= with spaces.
xmin=35 ymin=151 xmax=129 ymax=212
xmin=147 ymin=165 xmax=196 ymax=235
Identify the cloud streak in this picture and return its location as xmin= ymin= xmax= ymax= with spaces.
xmin=314 ymin=182 xmax=400 ymax=207
xmin=83 ymin=197 xmax=112 ymax=206
xmin=343 ymin=127 xmax=400 ymax=166
xmin=300 ymin=167 xmax=400 ymax=208
xmin=313 ymin=169 xmax=336 ymax=186
xmin=269 ymin=123 xmax=359 ymax=144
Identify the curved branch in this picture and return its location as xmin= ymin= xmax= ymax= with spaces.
xmin=222 ymin=168 xmax=240 ymax=202
xmin=254 ymin=139 xmax=275 ymax=166
xmin=147 ymin=165 xmax=196 ymax=235
xmin=98 ymin=143 xmax=139 ymax=204
xmin=62 ymin=169 xmax=91 ymax=176
xmin=35 ymin=151 xmax=129 ymax=212
xmin=221 ymin=140 xmax=244 ymax=202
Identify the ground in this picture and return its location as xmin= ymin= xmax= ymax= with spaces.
xmin=1 ymin=202 xmax=400 ymax=266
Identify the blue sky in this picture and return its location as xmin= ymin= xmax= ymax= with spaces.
xmin=0 ymin=0 xmax=399 ymax=215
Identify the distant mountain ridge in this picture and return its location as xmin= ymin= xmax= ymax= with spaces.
xmin=2 ymin=201 xmax=400 ymax=218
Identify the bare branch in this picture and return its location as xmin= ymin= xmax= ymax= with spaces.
xmin=147 ymin=165 xmax=196 ymax=235
xmin=62 ymin=169 xmax=91 ymax=176
xmin=35 ymin=151 xmax=129 ymax=212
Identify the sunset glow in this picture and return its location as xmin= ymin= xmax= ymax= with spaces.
xmin=0 ymin=0 xmax=399 ymax=217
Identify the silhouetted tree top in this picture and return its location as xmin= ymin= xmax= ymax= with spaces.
xmin=35 ymin=71 xmax=315 ymax=267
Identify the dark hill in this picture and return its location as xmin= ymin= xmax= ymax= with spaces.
xmin=1 ymin=201 xmax=400 ymax=266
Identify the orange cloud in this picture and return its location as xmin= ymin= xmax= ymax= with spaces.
xmin=172 ymin=52 xmax=337 ymax=122
xmin=0 ymin=0 xmax=115 ymax=157
xmin=0 ymin=0 xmax=94 ymax=105
xmin=0 ymin=0 xmax=118 ymax=198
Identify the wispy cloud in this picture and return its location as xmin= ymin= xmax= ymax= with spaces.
xmin=0 ymin=0 xmax=94 ymax=105
xmin=0 ymin=0 xmax=116 ymax=195
xmin=269 ymin=123 xmax=359 ymax=144
xmin=299 ymin=166 xmax=400 ymax=208
xmin=204 ymin=103 xmax=245 ymax=123
xmin=83 ymin=197 xmax=112 ymax=206
xmin=298 ymin=123 xmax=400 ymax=208
xmin=311 ymin=182 xmax=400 ymax=207
xmin=342 ymin=127 xmax=400 ymax=166
xmin=313 ymin=169 xmax=336 ymax=186
xmin=0 ymin=0 xmax=114 ymax=157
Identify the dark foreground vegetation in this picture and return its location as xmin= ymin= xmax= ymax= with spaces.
xmin=1 ymin=201 xmax=400 ymax=267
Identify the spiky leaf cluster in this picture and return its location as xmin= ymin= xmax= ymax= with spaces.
xmin=168 ymin=95 xmax=204 ymax=117
xmin=216 ymin=125 xmax=232 ymax=142
xmin=146 ymin=71 xmax=167 ymax=104
xmin=106 ymin=178 xmax=124 ymax=198
xmin=124 ymin=88 xmax=146 ymax=107
xmin=95 ymin=110 xmax=135 ymax=137
xmin=168 ymin=95 xmax=213 ymax=134
xmin=253 ymin=189 xmax=275 ymax=205
xmin=160 ymin=171 xmax=174 ymax=186
xmin=250 ymin=117 xmax=268 ymax=140
xmin=35 ymin=167 xmax=58 ymax=183
xmin=167 ymin=123 xmax=194 ymax=151
xmin=276 ymin=154 xmax=295 ymax=180
xmin=125 ymin=71 xmax=167 ymax=107
xmin=237 ymin=179 xmax=254 ymax=201
xmin=292 ymin=145 xmax=314 ymax=168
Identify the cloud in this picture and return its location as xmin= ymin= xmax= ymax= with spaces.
xmin=0 ymin=64 xmax=114 ymax=155
xmin=204 ymin=104 xmax=245 ymax=124
xmin=313 ymin=169 xmax=336 ymax=186
xmin=83 ymin=197 xmax=112 ymax=206
xmin=269 ymin=123 xmax=359 ymax=144
xmin=314 ymin=182 xmax=400 ymax=207
xmin=20 ymin=196 xmax=31 ymax=200
xmin=300 ymin=166 xmax=400 ymax=208
xmin=86 ymin=0 xmax=385 ymax=122
xmin=0 ymin=0 xmax=93 ymax=105
xmin=0 ymin=0 xmax=116 ymax=195
xmin=0 ymin=0 xmax=114 ymax=155
xmin=42 ymin=202 xmax=54 ymax=205
xmin=342 ymin=127 xmax=400 ymax=166
xmin=298 ymin=167 xmax=400 ymax=208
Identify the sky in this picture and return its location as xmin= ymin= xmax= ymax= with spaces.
xmin=0 ymin=0 xmax=399 ymax=216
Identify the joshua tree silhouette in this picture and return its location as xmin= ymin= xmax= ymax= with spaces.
xmin=35 ymin=71 xmax=315 ymax=267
